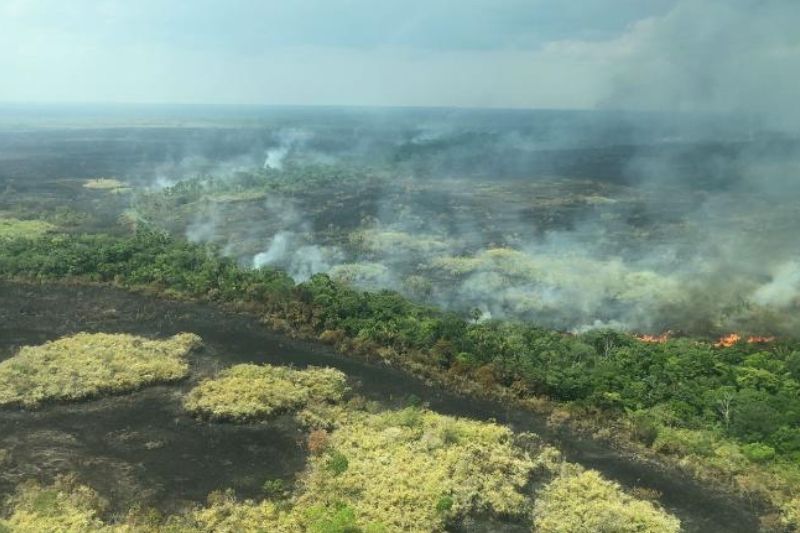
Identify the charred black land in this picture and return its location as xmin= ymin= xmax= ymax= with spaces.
xmin=0 ymin=281 xmax=761 ymax=532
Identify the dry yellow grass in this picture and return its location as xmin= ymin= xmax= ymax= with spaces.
xmin=183 ymin=364 xmax=348 ymax=421
xmin=289 ymin=405 xmax=550 ymax=532
xmin=533 ymin=468 xmax=680 ymax=533
xmin=0 ymin=332 xmax=200 ymax=407
xmin=349 ymin=228 xmax=450 ymax=255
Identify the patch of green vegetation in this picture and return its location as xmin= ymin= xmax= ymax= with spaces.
xmin=2 ymin=206 xmax=91 ymax=230
xmin=742 ymin=443 xmax=776 ymax=463
xmin=435 ymin=495 xmax=454 ymax=513
xmin=0 ymin=218 xmax=56 ymax=240
xmin=324 ymin=450 xmax=349 ymax=476
xmin=349 ymin=228 xmax=449 ymax=255
xmin=532 ymin=468 xmax=680 ymax=532
xmin=288 ymin=404 xmax=551 ymax=531
xmin=328 ymin=262 xmax=389 ymax=288
xmin=0 ymin=332 xmax=200 ymax=407
xmin=0 ymin=475 xmax=107 ymax=533
xmin=262 ymin=478 xmax=288 ymax=498
xmin=782 ymin=497 xmax=800 ymax=530
xmin=183 ymin=364 xmax=348 ymax=421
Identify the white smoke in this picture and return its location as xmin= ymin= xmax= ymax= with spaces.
xmin=289 ymin=245 xmax=341 ymax=281
xmin=186 ymin=204 xmax=220 ymax=243
xmin=263 ymin=129 xmax=312 ymax=170
xmin=253 ymin=231 xmax=341 ymax=282
xmin=253 ymin=231 xmax=293 ymax=267
xmin=603 ymin=0 xmax=800 ymax=131
xmin=249 ymin=197 xmax=344 ymax=281
xmin=752 ymin=261 xmax=800 ymax=309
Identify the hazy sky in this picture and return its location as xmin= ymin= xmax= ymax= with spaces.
xmin=1 ymin=0 xmax=797 ymax=112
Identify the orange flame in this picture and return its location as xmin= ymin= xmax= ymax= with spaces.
xmin=714 ymin=333 xmax=741 ymax=348
xmin=714 ymin=333 xmax=776 ymax=347
xmin=746 ymin=335 xmax=775 ymax=344
xmin=636 ymin=332 xmax=670 ymax=344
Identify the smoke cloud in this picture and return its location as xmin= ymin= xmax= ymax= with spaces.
xmin=263 ymin=130 xmax=312 ymax=170
xmin=115 ymin=0 xmax=800 ymax=336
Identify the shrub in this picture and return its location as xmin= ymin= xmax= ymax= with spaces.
xmin=305 ymin=503 xmax=365 ymax=533
xmin=189 ymin=489 xmax=302 ymax=532
xmin=308 ymin=429 xmax=331 ymax=455
xmin=628 ymin=410 xmax=660 ymax=447
xmin=768 ymin=426 xmax=800 ymax=455
xmin=781 ymin=497 xmax=800 ymax=530
xmin=0 ymin=332 xmax=199 ymax=407
xmin=474 ymin=365 xmax=498 ymax=389
xmin=263 ymin=479 xmax=288 ymax=498
xmin=533 ymin=469 xmax=680 ymax=533
xmin=325 ymin=451 xmax=349 ymax=476
xmin=435 ymin=495 xmax=454 ymax=513
xmin=741 ymin=443 xmax=776 ymax=463
xmin=0 ymin=476 xmax=107 ymax=533
xmin=404 ymin=394 xmax=423 ymax=407
xmin=652 ymin=427 xmax=715 ymax=457
xmin=293 ymin=405 xmax=546 ymax=531
xmin=184 ymin=364 xmax=348 ymax=421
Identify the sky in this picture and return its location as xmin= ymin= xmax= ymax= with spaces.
xmin=0 ymin=0 xmax=798 ymax=112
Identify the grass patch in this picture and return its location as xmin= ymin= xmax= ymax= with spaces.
xmin=349 ymin=228 xmax=449 ymax=255
xmin=288 ymin=404 xmax=553 ymax=531
xmin=533 ymin=468 xmax=680 ymax=533
xmin=0 ymin=475 xmax=107 ymax=533
xmin=0 ymin=332 xmax=200 ymax=408
xmin=0 ymin=218 xmax=55 ymax=240
xmin=183 ymin=364 xmax=348 ymax=422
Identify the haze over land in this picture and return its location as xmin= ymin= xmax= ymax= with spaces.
xmin=1 ymin=1 xmax=800 ymax=335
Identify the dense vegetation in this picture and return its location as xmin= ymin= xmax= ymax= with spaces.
xmin=1 ymin=230 xmax=799 ymax=526
xmin=0 ymin=332 xmax=200 ymax=407
xmin=184 ymin=364 xmax=348 ymax=421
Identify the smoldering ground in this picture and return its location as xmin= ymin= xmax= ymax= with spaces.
xmin=126 ymin=106 xmax=797 ymax=336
